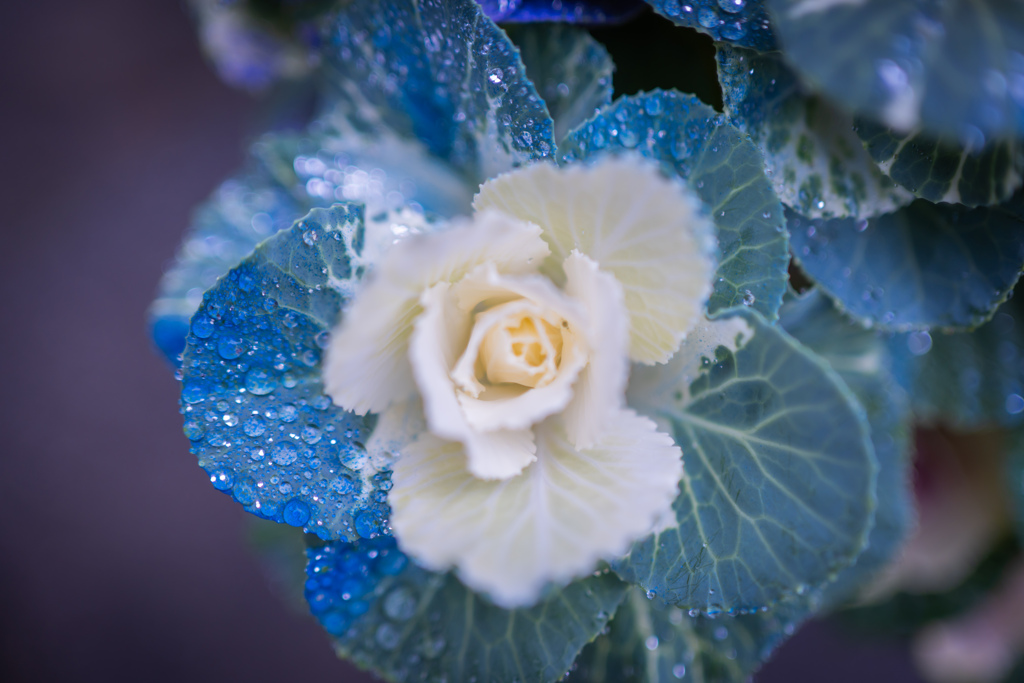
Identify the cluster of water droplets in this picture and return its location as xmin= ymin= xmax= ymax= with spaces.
xmin=180 ymin=206 xmax=392 ymax=541
xmin=305 ymin=538 xmax=420 ymax=644
xmin=651 ymin=0 xmax=775 ymax=52
xmin=560 ymin=90 xmax=723 ymax=183
xmin=323 ymin=0 xmax=554 ymax=179
xmin=151 ymin=171 xmax=305 ymax=364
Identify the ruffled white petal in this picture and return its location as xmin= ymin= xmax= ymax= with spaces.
xmin=411 ymin=281 xmax=536 ymax=480
xmin=474 ymin=156 xmax=717 ymax=364
xmin=560 ymin=251 xmax=630 ymax=449
xmin=389 ymin=410 xmax=683 ymax=608
xmin=324 ymin=211 xmax=549 ymax=415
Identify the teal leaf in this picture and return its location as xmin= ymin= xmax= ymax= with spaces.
xmin=306 ymin=537 xmax=627 ymax=683
xmin=620 ymin=309 xmax=876 ymax=613
xmin=179 ymin=203 xmax=393 ymax=540
xmin=855 ymin=117 xmax=1024 ymax=207
xmin=765 ymin=0 xmax=1024 ymax=140
xmin=779 ymin=290 xmax=914 ymax=608
xmin=718 ymin=45 xmax=912 ymax=219
xmin=151 ymin=92 xmax=477 ymax=366
xmin=567 ymin=588 xmax=809 ymax=683
xmin=505 ymin=25 xmax=615 ymax=143
xmin=322 ymin=0 xmax=556 ymax=183
xmin=789 ymin=196 xmax=1024 ymax=332
xmin=559 ymin=90 xmax=789 ymax=321
xmin=150 ymin=167 xmax=305 ymax=364
xmin=644 ymin=0 xmax=777 ymax=52
xmin=889 ymin=288 xmax=1024 ymax=430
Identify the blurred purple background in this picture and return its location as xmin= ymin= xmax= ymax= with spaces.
xmin=0 ymin=1 xmax=923 ymax=681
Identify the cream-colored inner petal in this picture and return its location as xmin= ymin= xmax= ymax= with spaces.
xmin=323 ymin=211 xmax=549 ymax=415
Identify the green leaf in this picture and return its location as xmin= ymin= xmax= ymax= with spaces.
xmin=559 ymin=90 xmax=789 ymax=321
xmin=889 ymin=287 xmax=1024 ymax=430
xmin=789 ymin=195 xmax=1024 ymax=332
xmin=855 ymin=117 xmax=1024 ymax=207
xmin=568 ymin=587 xmax=809 ymax=683
xmin=717 ymin=45 xmax=912 ymax=220
xmin=644 ymin=0 xmax=777 ymax=52
xmin=150 ymin=91 xmax=476 ymax=366
xmin=321 ymin=0 xmax=556 ymax=183
xmin=150 ymin=166 xmax=304 ymax=363
xmin=308 ymin=539 xmax=628 ymax=683
xmin=779 ymin=290 xmax=914 ymax=608
xmin=765 ymin=0 xmax=1024 ymax=140
xmin=506 ymin=25 xmax=615 ymax=143
xmin=179 ymin=204 xmax=394 ymax=540
xmin=620 ymin=309 xmax=876 ymax=613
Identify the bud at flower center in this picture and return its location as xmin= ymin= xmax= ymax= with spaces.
xmin=478 ymin=304 xmax=564 ymax=388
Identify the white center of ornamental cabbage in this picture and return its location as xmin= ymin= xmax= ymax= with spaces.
xmin=475 ymin=302 xmax=565 ymax=389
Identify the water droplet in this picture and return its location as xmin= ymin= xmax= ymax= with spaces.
xmin=301 ymin=425 xmax=322 ymax=444
xmin=183 ymin=419 xmax=205 ymax=441
xmin=1007 ymin=394 xmax=1024 ymax=415
xmin=714 ymin=626 xmax=728 ymax=640
xmin=383 ymin=586 xmax=417 ymax=621
xmin=283 ymin=499 xmax=311 ymax=526
xmin=855 ymin=218 xmax=869 ymax=232
xmin=217 ymin=333 xmax=246 ymax=359
xmin=645 ymin=636 xmax=659 ymax=651
xmin=223 ymin=413 xmax=239 ymax=427
xmin=742 ymin=290 xmax=756 ymax=306
xmin=245 ymin=369 xmax=276 ymax=395
xmin=191 ymin=317 xmax=214 ymax=339
xmin=355 ymin=511 xmax=378 ymax=538
xmin=271 ymin=442 xmax=298 ymax=466
xmin=673 ymin=664 xmax=687 ymax=679
xmin=487 ymin=68 xmax=503 ymax=84
xmin=243 ymin=416 xmax=266 ymax=437
xmin=698 ymin=7 xmax=718 ymax=28
xmin=720 ymin=20 xmax=746 ymax=40
xmin=375 ymin=623 xmax=401 ymax=650
xmin=210 ymin=469 xmax=234 ymax=491
xmin=907 ymin=331 xmax=932 ymax=356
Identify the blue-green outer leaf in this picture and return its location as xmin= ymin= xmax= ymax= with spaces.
xmin=559 ymin=90 xmax=789 ymax=321
xmin=506 ymin=25 xmax=615 ymax=143
xmin=855 ymin=117 xmax=1024 ymax=207
xmin=889 ymin=290 xmax=1024 ymax=430
xmin=620 ymin=309 xmax=876 ymax=613
xmin=718 ymin=45 xmax=912 ymax=219
xmin=567 ymin=587 xmax=809 ymax=683
xmin=645 ymin=0 xmax=777 ymax=52
xmin=179 ymin=204 xmax=392 ymax=541
xmin=322 ymin=0 xmax=556 ymax=183
xmin=306 ymin=538 xmax=627 ymax=683
xmin=766 ymin=0 xmax=1024 ymax=140
xmin=779 ymin=290 xmax=914 ymax=608
xmin=789 ymin=196 xmax=1024 ymax=332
